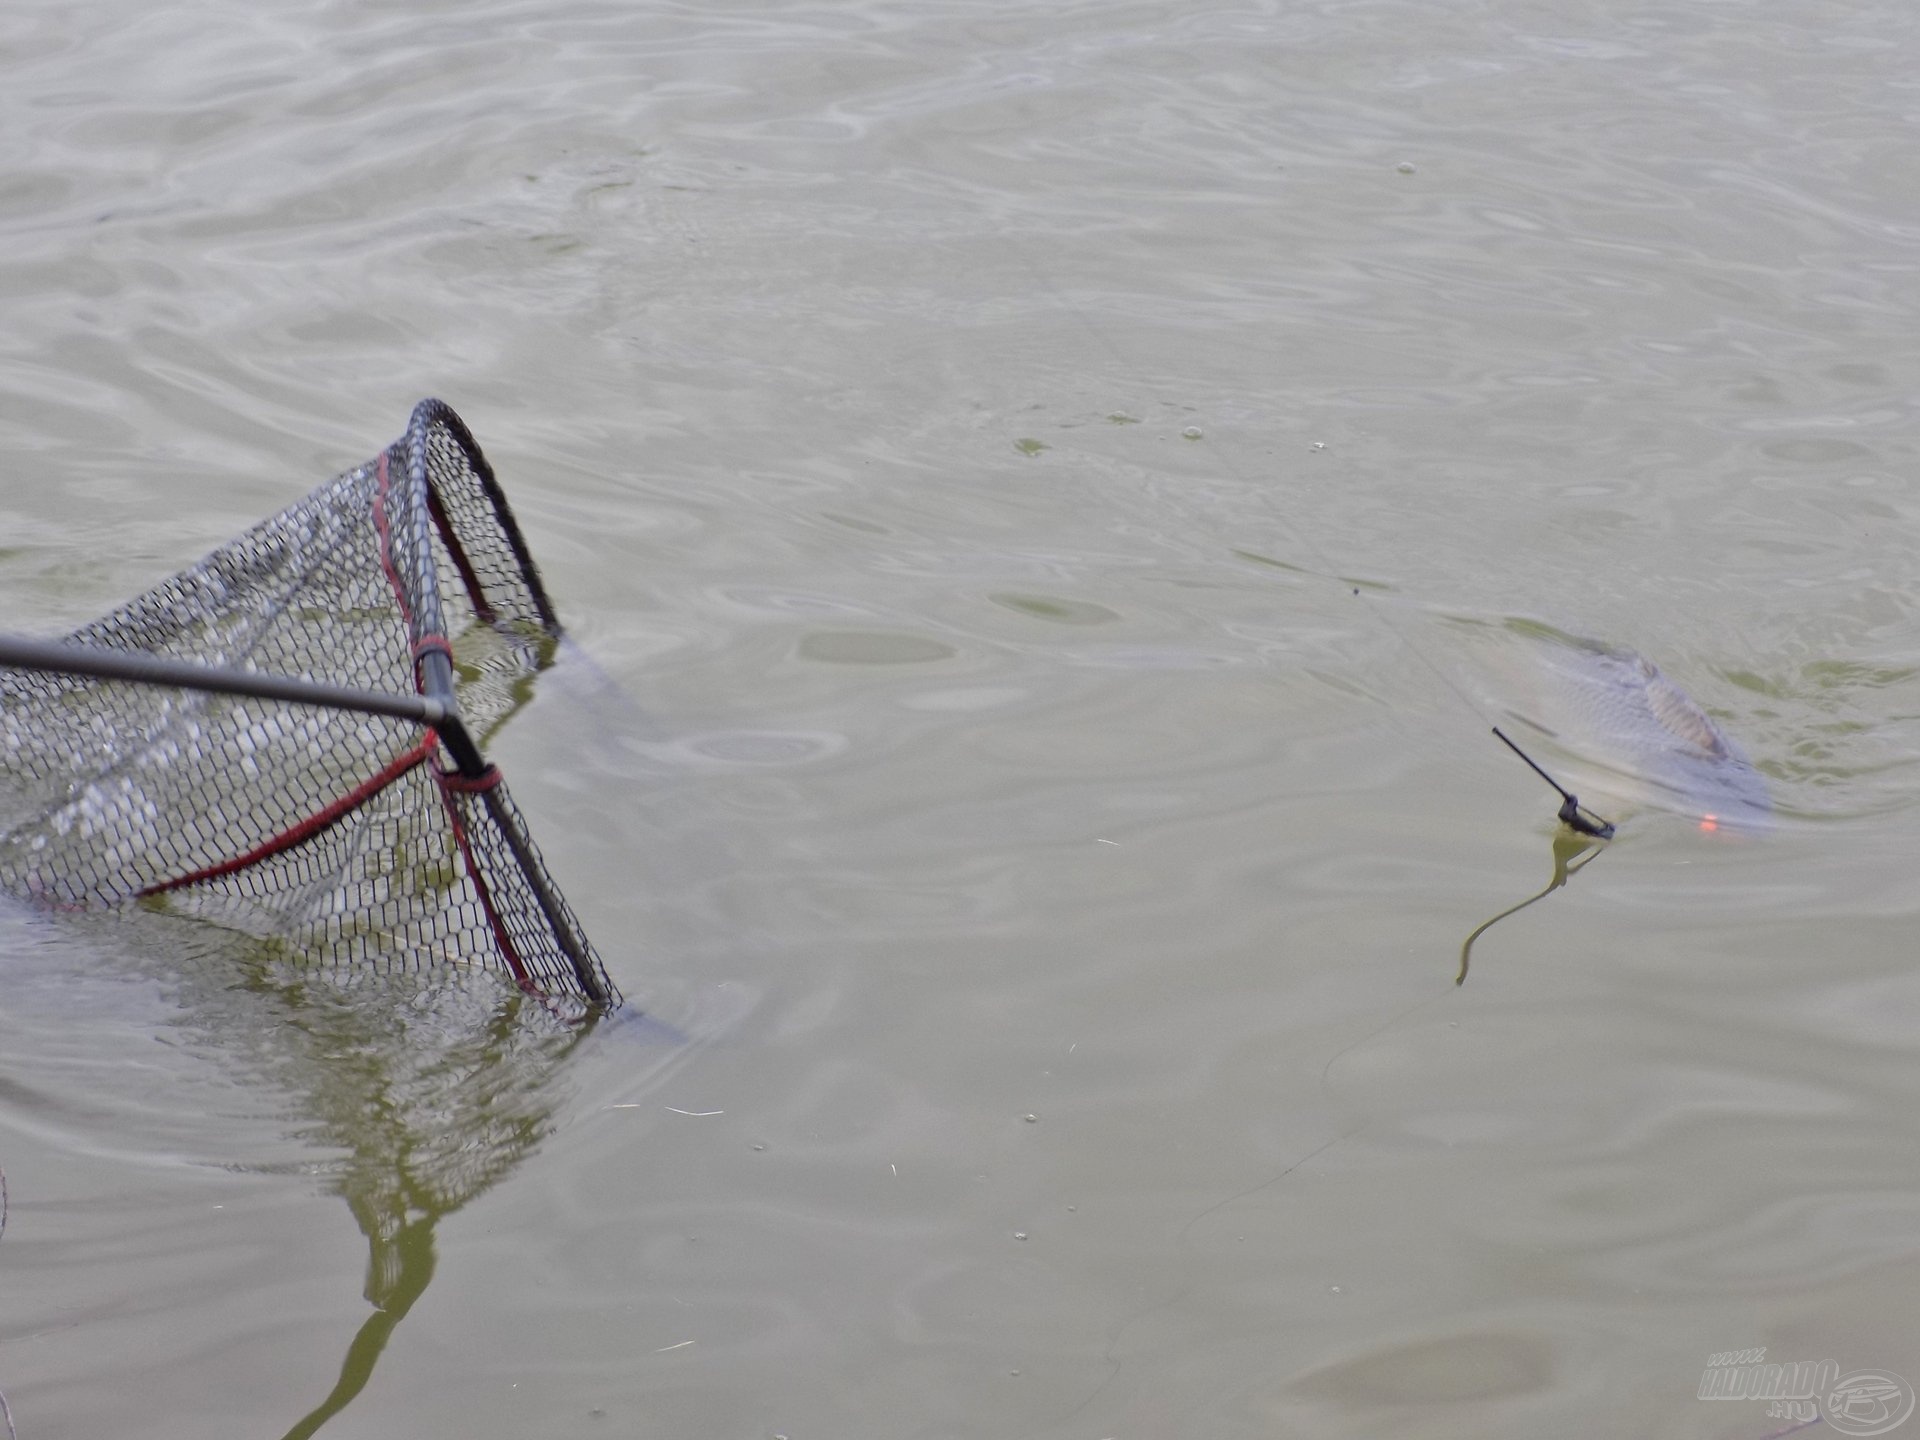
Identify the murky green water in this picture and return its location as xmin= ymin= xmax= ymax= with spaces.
xmin=5 ymin=1 xmax=1920 ymax=1436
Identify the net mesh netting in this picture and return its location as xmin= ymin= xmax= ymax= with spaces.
xmin=0 ymin=400 xmax=619 ymax=1014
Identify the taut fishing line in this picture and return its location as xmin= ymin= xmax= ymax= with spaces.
xmin=996 ymin=243 xmax=1606 ymax=831
xmin=1003 ymin=241 xmax=1604 ymax=1417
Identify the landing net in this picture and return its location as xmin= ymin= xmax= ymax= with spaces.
xmin=0 ymin=400 xmax=619 ymax=1014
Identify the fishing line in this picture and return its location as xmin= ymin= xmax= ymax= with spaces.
xmin=1059 ymin=975 xmax=1457 ymax=1426
xmin=1003 ymin=239 xmax=1607 ymax=1419
xmin=990 ymin=243 xmax=1568 ymax=990
xmin=995 ymin=241 xmax=1599 ymax=832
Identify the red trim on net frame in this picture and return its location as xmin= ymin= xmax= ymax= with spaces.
xmin=410 ymin=633 xmax=454 ymax=691
xmin=434 ymin=771 xmax=535 ymax=994
xmin=436 ymin=763 xmax=502 ymax=794
xmin=138 ymin=737 xmax=438 ymax=896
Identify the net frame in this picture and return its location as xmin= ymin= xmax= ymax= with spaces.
xmin=0 ymin=400 xmax=619 ymax=1014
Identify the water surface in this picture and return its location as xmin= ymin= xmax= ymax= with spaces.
xmin=4 ymin=1 xmax=1920 ymax=1437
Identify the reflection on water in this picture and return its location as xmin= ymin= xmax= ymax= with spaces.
xmin=152 ymin=932 xmax=598 ymax=1439
xmin=1456 ymin=830 xmax=1606 ymax=986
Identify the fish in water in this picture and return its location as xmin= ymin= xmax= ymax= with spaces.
xmin=1462 ymin=623 xmax=1772 ymax=834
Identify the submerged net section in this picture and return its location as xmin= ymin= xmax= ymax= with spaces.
xmin=0 ymin=400 xmax=619 ymax=1014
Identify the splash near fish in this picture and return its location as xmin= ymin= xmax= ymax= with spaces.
xmin=1448 ymin=625 xmax=1772 ymax=979
xmin=1456 ymin=620 xmax=1773 ymax=837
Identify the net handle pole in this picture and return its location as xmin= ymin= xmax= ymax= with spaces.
xmin=0 ymin=634 xmax=489 ymax=760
